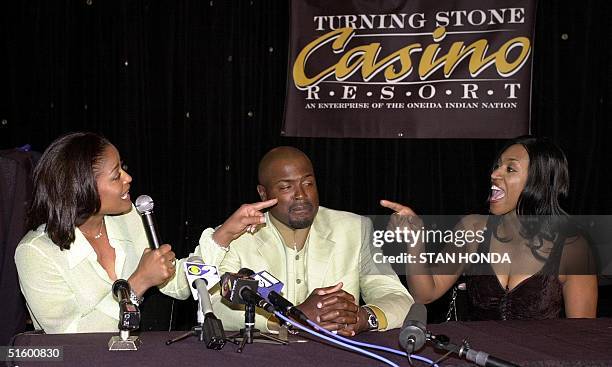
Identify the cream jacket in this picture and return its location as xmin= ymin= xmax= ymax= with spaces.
xmin=211 ymin=206 xmax=413 ymax=331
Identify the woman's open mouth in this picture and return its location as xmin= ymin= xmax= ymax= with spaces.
xmin=489 ymin=184 xmax=505 ymax=202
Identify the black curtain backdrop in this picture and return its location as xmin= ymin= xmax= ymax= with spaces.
xmin=1 ymin=0 xmax=610 ymax=329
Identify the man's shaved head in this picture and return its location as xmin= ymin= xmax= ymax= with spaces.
xmin=256 ymin=146 xmax=319 ymax=229
xmin=258 ymin=146 xmax=312 ymax=186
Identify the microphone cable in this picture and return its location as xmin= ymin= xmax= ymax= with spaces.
xmin=276 ymin=312 xmax=402 ymax=367
xmin=305 ymin=319 xmax=438 ymax=366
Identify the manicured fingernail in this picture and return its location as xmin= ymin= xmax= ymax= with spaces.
xmin=316 ymin=316 xmax=320 ymax=322
xmin=317 ymin=302 xmax=322 ymax=308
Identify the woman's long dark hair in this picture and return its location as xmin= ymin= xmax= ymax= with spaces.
xmin=492 ymin=135 xmax=570 ymax=243
xmin=27 ymin=132 xmax=111 ymax=250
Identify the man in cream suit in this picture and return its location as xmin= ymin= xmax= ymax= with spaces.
xmin=210 ymin=147 xmax=413 ymax=335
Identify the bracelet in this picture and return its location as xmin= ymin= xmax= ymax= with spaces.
xmin=129 ymin=289 xmax=143 ymax=306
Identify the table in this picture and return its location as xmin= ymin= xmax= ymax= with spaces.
xmin=8 ymin=318 xmax=612 ymax=366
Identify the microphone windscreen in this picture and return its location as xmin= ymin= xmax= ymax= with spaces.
xmin=399 ymin=303 xmax=427 ymax=353
xmin=135 ymin=195 xmax=154 ymax=214
xmin=403 ymin=303 xmax=427 ymax=328
xmin=187 ymin=255 xmax=204 ymax=263
xmin=112 ymin=279 xmax=130 ymax=298
xmin=237 ymin=268 xmax=255 ymax=277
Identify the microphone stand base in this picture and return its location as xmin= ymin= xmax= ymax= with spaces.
xmin=164 ymin=324 xmax=226 ymax=350
xmin=108 ymin=335 xmax=141 ymax=351
xmin=165 ymin=328 xmax=197 ymax=346
xmin=227 ymin=328 xmax=288 ymax=353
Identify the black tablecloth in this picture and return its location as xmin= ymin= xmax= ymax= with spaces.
xmin=9 ymin=318 xmax=612 ymax=367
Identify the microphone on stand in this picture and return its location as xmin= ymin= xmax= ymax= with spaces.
xmin=135 ymin=194 xmax=162 ymax=249
xmin=112 ymin=279 xmax=141 ymax=331
xmin=184 ymin=256 xmax=226 ymax=350
xmin=399 ymin=303 xmax=428 ymax=354
xmin=251 ymin=270 xmax=284 ymax=300
xmin=219 ymin=269 xmax=276 ymax=313
xmin=108 ymin=279 xmax=141 ymax=351
xmin=220 ymin=268 xmax=286 ymax=352
xmin=400 ymin=303 xmax=520 ymax=367
xmin=250 ymin=270 xmax=308 ymax=324
xmin=267 ymin=291 xmax=309 ymax=324
xmin=164 ymin=258 xmax=227 ymax=349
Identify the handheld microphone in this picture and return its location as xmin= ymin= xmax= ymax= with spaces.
xmin=135 ymin=194 xmax=161 ymax=249
xmin=184 ymin=257 xmax=225 ymax=350
xmin=219 ymin=269 xmax=276 ymax=313
xmin=399 ymin=303 xmax=427 ymax=354
xmin=112 ymin=279 xmax=140 ymax=331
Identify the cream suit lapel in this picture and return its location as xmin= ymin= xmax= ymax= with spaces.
xmin=255 ymin=222 xmax=286 ymax=283
xmin=306 ymin=213 xmax=335 ymax=290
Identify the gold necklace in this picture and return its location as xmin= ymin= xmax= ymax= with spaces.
xmin=82 ymin=221 xmax=104 ymax=239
